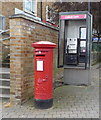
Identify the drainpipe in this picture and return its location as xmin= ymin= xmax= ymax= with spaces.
xmin=40 ymin=0 xmax=42 ymax=21
xmin=88 ymin=0 xmax=90 ymax=13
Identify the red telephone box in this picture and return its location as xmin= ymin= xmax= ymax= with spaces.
xmin=32 ymin=41 xmax=56 ymax=109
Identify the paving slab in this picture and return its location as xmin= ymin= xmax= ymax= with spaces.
xmin=1 ymin=64 xmax=99 ymax=118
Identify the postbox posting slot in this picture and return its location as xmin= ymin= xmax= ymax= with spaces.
xmin=36 ymin=54 xmax=45 ymax=57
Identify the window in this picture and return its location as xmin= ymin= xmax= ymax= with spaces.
xmin=24 ymin=0 xmax=37 ymax=16
xmin=46 ymin=6 xmax=55 ymax=24
xmin=0 ymin=15 xmax=5 ymax=31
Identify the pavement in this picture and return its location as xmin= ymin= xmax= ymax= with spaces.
xmin=1 ymin=63 xmax=99 ymax=118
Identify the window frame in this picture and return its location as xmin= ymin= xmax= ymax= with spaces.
xmin=46 ymin=5 xmax=55 ymax=24
xmin=0 ymin=15 xmax=5 ymax=31
xmin=23 ymin=0 xmax=37 ymax=16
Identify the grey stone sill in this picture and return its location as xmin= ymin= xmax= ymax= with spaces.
xmin=9 ymin=14 xmax=59 ymax=31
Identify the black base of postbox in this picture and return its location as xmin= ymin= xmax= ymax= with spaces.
xmin=34 ymin=99 xmax=53 ymax=109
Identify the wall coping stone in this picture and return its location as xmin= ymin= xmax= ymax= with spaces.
xmin=9 ymin=14 xmax=59 ymax=31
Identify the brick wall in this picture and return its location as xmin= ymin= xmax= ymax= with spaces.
xmin=1 ymin=1 xmax=53 ymax=30
xmin=1 ymin=2 xmax=23 ymax=30
xmin=9 ymin=14 xmax=61 ymax=104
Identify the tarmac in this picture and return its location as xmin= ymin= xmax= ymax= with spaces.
xmin=1 ymin=63 xmax=100 ymax=118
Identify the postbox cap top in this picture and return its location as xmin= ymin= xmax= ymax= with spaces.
xmin=32 ymin=41 xmax=56 ymax=48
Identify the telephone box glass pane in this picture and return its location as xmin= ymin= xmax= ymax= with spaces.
xmin=58 ymin=20 xmax=65 ymax=67
xmin=80 ymin=28 xmax=86 ymax=39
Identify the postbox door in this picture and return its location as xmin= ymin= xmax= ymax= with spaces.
xmin=34 ymin=51 xmax=53 ymax=100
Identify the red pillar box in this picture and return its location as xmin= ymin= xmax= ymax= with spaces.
xmin=32 ymin=41 xmax=56 ymax=109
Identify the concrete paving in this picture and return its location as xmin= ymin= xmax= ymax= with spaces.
xmin=1 ymin=64 xmax=99 ymax=118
